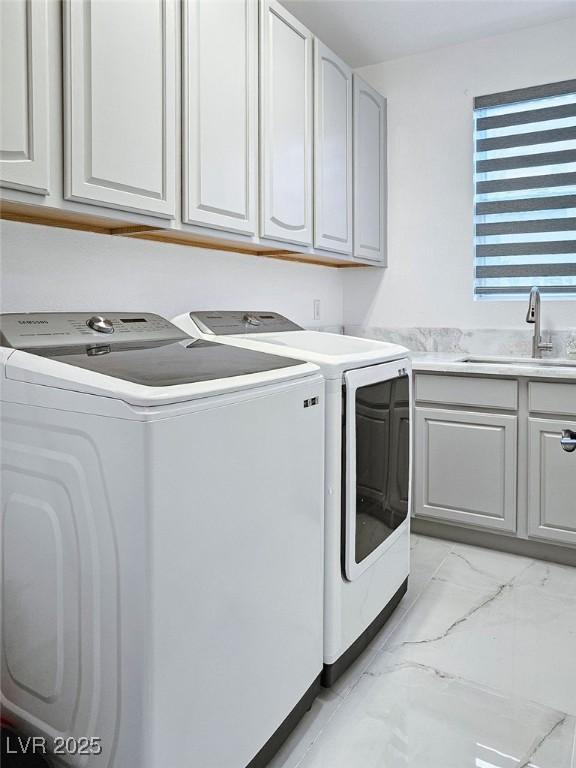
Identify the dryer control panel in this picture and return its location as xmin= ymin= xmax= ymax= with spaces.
xmin=0 ymin=312 xmax=189 ymax=349
xmin=191 ymin=311 xmax=303 ymax=335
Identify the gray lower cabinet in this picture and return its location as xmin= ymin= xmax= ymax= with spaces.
xmin=414 ymin=373 xmax=576 ymax=556
xmin=415 ymin=407 xmax=518 ymax=533
xmin=527 ymin=417 xmax=576 ymax=546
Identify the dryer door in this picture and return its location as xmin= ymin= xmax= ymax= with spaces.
xmin=343 ymin=359 xmax=411 ymax=581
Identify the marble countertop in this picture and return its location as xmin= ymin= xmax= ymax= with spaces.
xmin=411 ymin=352 xmax=576 ymax=380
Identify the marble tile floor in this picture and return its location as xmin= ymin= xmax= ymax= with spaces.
xmin=269 ymin=534 xmax=576 ymax=768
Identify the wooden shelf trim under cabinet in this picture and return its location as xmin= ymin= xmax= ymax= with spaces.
xmin=0 ymin=201 xmax=365 ymax=268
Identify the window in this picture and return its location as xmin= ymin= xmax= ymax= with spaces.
xmin=473 ymin=79 xmax=576 ymax=300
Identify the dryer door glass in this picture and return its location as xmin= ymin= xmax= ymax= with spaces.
xmin=343 ymin=361 xmax=411 ymax=581
xmin=354 ymin=375 xmax=409 ymax=562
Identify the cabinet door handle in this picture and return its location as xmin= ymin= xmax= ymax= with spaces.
xmin=560 ymin=430 xmax=576 ymax=453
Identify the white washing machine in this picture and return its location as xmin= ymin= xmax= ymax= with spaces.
xmin=172 ymin=312 xmax=411 ymax=686
xmin=0 ymin=312 xmax=325 ymax=768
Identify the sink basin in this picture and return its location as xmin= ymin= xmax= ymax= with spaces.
xmin=461 ymin=355 xmax=576 ymax=368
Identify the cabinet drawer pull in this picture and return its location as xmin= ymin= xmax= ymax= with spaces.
xmin=560 ymin=430 xmax=576 ymax=453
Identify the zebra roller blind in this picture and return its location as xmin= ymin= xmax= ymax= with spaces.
xmin=474 ymin=79 xmax=576 ymax=299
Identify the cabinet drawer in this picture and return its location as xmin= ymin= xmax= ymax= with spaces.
xmin=415 ymin=374 xmax=518 ymax=410
xmin=529 ymin=382 xmax=576 ymax=416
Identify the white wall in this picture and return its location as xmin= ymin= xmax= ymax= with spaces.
xmin=0 ymin=221 xmax=344 ymax=328
xmin=344 ymin=17 xmax=576 ymax=331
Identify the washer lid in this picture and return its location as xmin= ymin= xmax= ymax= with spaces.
xmin=226 ymin=332 xmax=408 ymax=378
xmin=1 ymin=312 xmax=320 ymax=406
xmin=18 ymin=337 xmax=305 ymax=387
xmin=174 ymin=313 xmax=408 ymax=380
xmin=239 ymin=330 xmax=406 ymax=358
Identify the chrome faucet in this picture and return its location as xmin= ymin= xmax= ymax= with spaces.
xmin=526 ymin=287 xmax=553 ymax=358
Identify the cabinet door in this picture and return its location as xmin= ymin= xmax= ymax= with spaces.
xmin=415 ymin=408 xmax=517 ymax=532
xmin=528 ymin=418 xmax=576 ymax=546
xmin=314 ymin=40 xmax=352 ymax=254
xmin=64 ymin=0 xmax=176 ymax=217
xmin=353 ymin=75 xmax=386 ymax=264
xmin=260 ymin=0 xmax=313 ymax=245
xmin=0 ymin=0 xmax=49 ymax=194
xmin=183 ymin=0 xmax=257 ymax=234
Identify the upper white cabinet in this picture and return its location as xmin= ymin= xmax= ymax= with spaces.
xmin=182 ymin=0 xmax=258 ymax=234
xmin=64 ymin=0 xmax=177 ymax=218
xmin=1 ymin=0 xmax=389 ymax=265
xmin=260 ymin=0 xmax=313 ymax=246
xmin=353 ymin=75 xmax=387 ymax=264
xmin=314 ymin=41 xmax=352 ymax=255
xmin=0 ymin=0 xmax=49 ymax=195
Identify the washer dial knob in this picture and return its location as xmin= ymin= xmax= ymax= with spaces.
xmin=87 ymin=315 xmax=114 ymax=333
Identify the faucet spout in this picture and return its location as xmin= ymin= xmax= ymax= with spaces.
xmin=526 ymin=286 xmax=552 ymax=358
xmin=526 ymin=286 xmax=539 ymax=325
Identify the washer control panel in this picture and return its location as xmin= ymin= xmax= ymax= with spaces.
xmin=191 ymin=311 xmax=303 ymax=335
xmin=0 ymin=312 xmax=189 ymax=349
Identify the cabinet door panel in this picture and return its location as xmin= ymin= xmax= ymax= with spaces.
xmin=0 ymin=0 xmax=49 ymax=194
xmin=314 ymin=40 xmax=352 ymax=254
xmin=64 ymin=0 xmax=176 ymax=217
xmin=528 ymin=418 xmax=576 ymax=546
xmin=183 ymin=0 xmax=257 ymax=233
xmin=415 ymin=408 xmax=517 ymax=532
xmin=260 ymin=0 xmax=313 ymax=245
xmin=353 ymin=75 xmax=386 ymax=264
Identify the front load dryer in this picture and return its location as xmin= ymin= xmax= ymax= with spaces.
xmin=172 ymin=311 xmax=412 ymax=686
xmin=0 ymin=312 xmax=325 ymax=768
